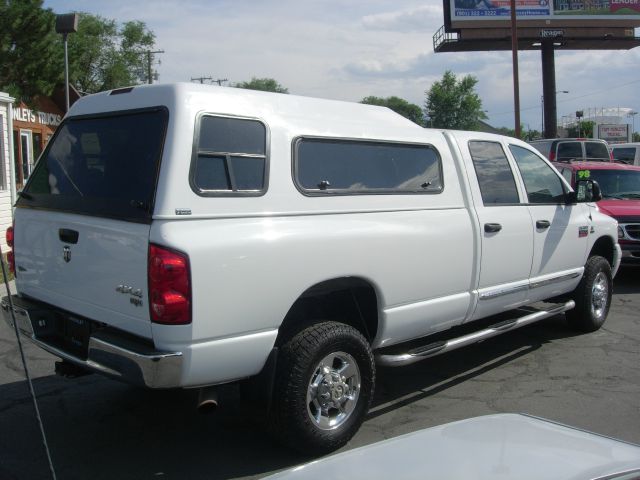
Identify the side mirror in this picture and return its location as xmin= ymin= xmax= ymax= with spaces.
xmin=573 ymin=179 xmax=603 ymax=203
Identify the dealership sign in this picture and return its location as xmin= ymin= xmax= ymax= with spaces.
xmin=450 ymin=0 xmax=640 ymax=23
xmin=12 ymin=106 xmax=62 ymax=127
xmin=597 ymin=124 xmax=630 ymax=144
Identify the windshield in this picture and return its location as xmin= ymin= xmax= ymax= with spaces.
xmin=578 ymin=169 xmax=640 ymax=199
xmin=18 ymin=108 xmax=168 ymax=222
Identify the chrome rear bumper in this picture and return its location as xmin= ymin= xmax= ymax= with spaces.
xmin=1 ymin=295 xmax=183 ymax=388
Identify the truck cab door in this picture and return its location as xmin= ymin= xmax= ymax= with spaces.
xmin=461 ymin=139 xmax=534 ymax=321
xmin=508 ymin=145 xmax=588 ymax=301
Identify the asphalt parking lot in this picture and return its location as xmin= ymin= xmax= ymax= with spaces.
xmin=1 ymin=267 xmax=639 ymax=480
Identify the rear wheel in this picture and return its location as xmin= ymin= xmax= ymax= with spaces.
xmin=566 ymin=255 xmax=612 ymax=332
xmin=269 ymin=321 xmax=375 ymax=454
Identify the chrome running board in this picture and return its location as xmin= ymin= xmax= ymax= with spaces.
xmin=375 ymin=300 xmax=575 ymax=368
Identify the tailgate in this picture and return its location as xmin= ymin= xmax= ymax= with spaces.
xmin=12 ymin=107 xmax=168 ymax=339
xmin=14 ymin=209 xmax=152 ymax=338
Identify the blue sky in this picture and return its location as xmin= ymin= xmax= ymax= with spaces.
xmin=43 ymin=1 xmax=640 ymax=132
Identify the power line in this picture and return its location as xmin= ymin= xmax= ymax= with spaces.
xmin=190 ymin=76 xmax=228 ymax=86
xmin=490 ymin=78 xmax=640 ymax=117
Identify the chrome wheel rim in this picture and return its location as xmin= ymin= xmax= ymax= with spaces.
xmin=306 ymin=351 xmax=361 ymax=431
xmin=591 ymin=272 xmax=609 ymax=320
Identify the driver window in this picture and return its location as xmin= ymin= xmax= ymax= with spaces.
xmin=510 ymin=145 xmax=566 ymax=204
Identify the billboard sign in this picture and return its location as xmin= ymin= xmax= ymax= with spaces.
xmin=450 ymin=0 xmax=640 ymax=24
xmin=597 ymin=124 xmax=630 ymax=143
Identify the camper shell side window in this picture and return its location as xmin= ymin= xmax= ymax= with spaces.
xmin=293 ymin=137 xmax=443 ymax=196
xmin=190 ymin=114 xmax=269 ymax=197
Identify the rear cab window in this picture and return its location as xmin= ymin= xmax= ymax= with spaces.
xmin=556 ymin=142 xmax=582 ymax=162
xmin=612 ymin=147 xmax=636 ymax=164
xmin=17 ymin=107 xmax=168 ymax=223
xmin=585 ymin=142 xmax=610 ymax=161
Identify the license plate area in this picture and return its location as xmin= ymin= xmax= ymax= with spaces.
xmin=35 ymin=312 xmax=94 ymax=360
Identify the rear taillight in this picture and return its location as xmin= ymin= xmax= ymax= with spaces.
xmin=148 ymin=244 xmax=191 ymax=325
xmin=6 ymin=226 xmax=13 ymax=248
xmin=5 ymin=225 xmax=15 ymax=275
xmin=549 ymin=151 xmax=556 ymax=162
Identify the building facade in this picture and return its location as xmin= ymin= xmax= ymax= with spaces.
xmin=0 ymin=92 xmax=16 ymax=253
xmin=12 ymin=96 xmax=64 ymax=190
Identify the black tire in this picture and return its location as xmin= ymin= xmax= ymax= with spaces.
xmin=269 ymin=321 xmax=375 ymax=454
xmin=565 ymin=255 xmax=612 ymax=333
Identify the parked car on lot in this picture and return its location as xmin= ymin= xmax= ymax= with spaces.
xmin=554 ymin=160 xmax=640 ymax=265
xmin=529 ymin=138 xmax=612 ymax=162
xmin=2 ymin=83 xmax=620 ymax=454
xmin=265 ymin=414 xmax=640 ymax=480
xmin=611 ymin=143 xmax=640 ymax=166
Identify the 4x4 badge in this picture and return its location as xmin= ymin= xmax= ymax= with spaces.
xmin=63 ymin=246 xmax=71 ymax=263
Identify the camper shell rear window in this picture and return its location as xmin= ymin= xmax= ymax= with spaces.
xmin=18 ymin=107 xmax=168 ymax=223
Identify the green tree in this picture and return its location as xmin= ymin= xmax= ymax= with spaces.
xmin=0 ymin=0 xmax=61 ymax=101
xmin=361 ymin=96 xmax=425 ymax=126
xmin=68 ymin=14 xmax=156 ymax=93
xmin=0 ymin=4 xmax=156 ymax=100
xmin=567 ymin=120 xmax=595 ymax=138
xmin=424 ymin=70 xmax=487 ymax=130
xmin=494 ymin=125 xmax=540 ymax=141
xmin=633 ymin=132 xmax=640 ymax=142
xmin=233 ymin=77 xmax=289 ymax=93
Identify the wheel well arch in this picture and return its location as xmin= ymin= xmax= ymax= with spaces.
xmin=276 ymin=277 xmax=380 ymax=346
xmin=589 ymin=235 xmax=615 ymax=266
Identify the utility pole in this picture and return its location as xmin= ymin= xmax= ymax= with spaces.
xmin=510 ymin=0 xmax=521 ymax=138
xmin=143 ymin=49 xmax=164 ymax=84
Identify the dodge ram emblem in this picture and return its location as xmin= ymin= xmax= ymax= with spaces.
xmin=63 ymin=246 xmax=71 ymax=263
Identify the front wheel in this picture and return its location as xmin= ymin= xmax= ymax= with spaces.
xmin=269 ymin=321 xmax=375 ymax=454
xmin=566 ymin=255 xmax=612 ymax=332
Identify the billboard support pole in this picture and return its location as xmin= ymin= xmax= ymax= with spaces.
xmin=510 ymin=0 xmax=521 ymax=139
xmin=542 ymin=41 xmax=557 ymax=139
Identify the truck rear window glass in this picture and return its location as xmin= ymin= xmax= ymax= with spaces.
xmin=585 ymin=142 xmax=610 ymax=161
xmin=469 ymin=141 xmax=520 ymax=205
xmin=191 ymin=115 xmax=267 ymax=195
xmin=612 ymin=148 xmax=636 ymax=164
xmin=18 ymin=108 xmax=167 ymax=223
xmin=295 ymin=138 xmax=442 ymax=195
xmin=556 ymin=142 xmax=582 ymax=161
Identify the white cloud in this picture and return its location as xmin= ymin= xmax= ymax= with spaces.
xmin=362 ymin=5 xmax=443 ymax=32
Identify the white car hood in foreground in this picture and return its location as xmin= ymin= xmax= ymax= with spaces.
xmin=266 ymin=414 xmax=640 ymax=480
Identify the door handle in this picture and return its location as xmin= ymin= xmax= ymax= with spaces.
xmin=536 ymin=220 xmax=551 ymax=229
xmin=59 ymin=228 xmax=79 ymax=244
xmin=484 ymin=223 xmax=502 ymax=233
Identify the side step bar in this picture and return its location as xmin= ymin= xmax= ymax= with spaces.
xmin=375 ymin=300 xmax=575 ymax=368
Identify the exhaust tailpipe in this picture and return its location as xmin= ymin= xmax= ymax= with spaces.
xmin=197 ymin=387 xmax=219 ymax=414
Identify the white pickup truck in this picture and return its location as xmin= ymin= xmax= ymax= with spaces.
xmin=2 ymin=83 xmax=620 ymax=453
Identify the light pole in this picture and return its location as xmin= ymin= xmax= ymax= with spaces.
xmin=629 ymin=111 xmax=637 ymax=141
xmin=55 ymin=13 xmax=79 ymax=113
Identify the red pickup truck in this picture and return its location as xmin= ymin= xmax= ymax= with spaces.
xmin=553 ymin=161 xmax=640 ymax=265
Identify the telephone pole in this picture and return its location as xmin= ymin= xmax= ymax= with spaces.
xmin=143 ymin=49 xmax=164 ymax=84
